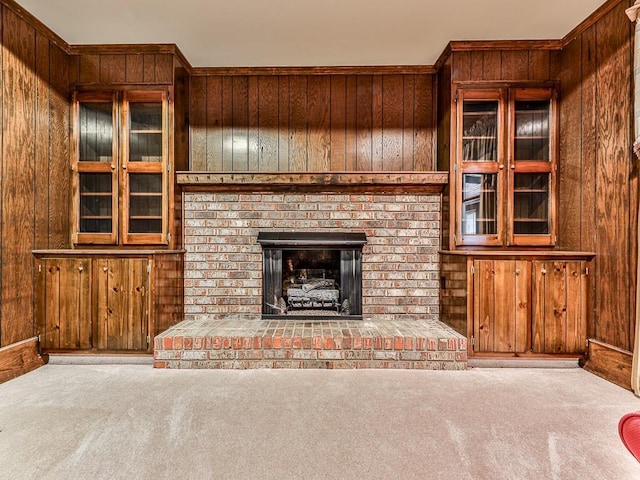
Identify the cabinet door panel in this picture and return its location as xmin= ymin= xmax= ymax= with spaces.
xmin=96 ymin=258 xmax=148 ymax=350
xmin=532 ymin=261 xmax=586 ymax=353
xmin=473 ymin=259 xmax=530 ymax=353
xmin=37 ymin=258 xmax=92 ymax=349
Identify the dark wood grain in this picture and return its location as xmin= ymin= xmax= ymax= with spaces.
xmin=221 ymin=76 xmax=233 ymax=170
xmin=35 ymin=32 xmax=50 ymax=251
xmin=247 ymin=76 xmax=260 ymax=171
xmin=189 ymin=76 xmax=207 ymax=170
xmin=2 ymin=8 xmax=36 ymax=345
xmin=78 ymin=54 xmax=99 ymax=84
xmin=278 ymin=76 xmax=290 ymax=171
xmin=289 ymin=75 xmax=308 ymax=171
xmin=0 ymin=337 xmax=46 ymax=384
xmin=154 ymin=54 xmax=173 ymax=84
xmin=330 ymin=76 xmax=347 ymax=171
xmin=583 ymin=339 xmax=632 ymax=391
xmin=529 ymin=50 xmax=550 ymax=80
xmin=307 ymin=76 xmax=331 ymax=172
xmin=371 ymin=76 xmax=383 ymax=171
xmin=382 ymin=75 xmax=403 ymax=170
xmin=355 ymin=76 xmax=373 ymax=170
xmin=100 ymin=54 xmax=125 ymax=84
xmin=258 ymin=76 xmax=279 ymax=171
xmin=403 ymin=75 xmax=415 ymax=171
xmin=500 ymin=51 xmax=529 ymax=80
xmin=482 ymin=51 xmax=502 ymax=80
xmin=205 ymin=75 xmax=223 ymax=171
xmin=414 ymin=75 xmax=433 ymax=170
xmin=143 ymin=54 xmax=155 ymax=83
xmin=125 ymin=54 xmax=144 ymax=83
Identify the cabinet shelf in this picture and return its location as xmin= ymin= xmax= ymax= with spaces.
xmin=514 ymin=189 xmax=548 ymax=193
xmin=129 ymin=192 xmax=163 ymax=197
xmin=129 ymin=215 xmax=162 ymax=220
xmin=81 ymin=192 xmax=112 ymax=197
xmin=130 ymin=129 xmax=162 ymax=134
xmin=80 ymin=215 xmax=112 ymax=220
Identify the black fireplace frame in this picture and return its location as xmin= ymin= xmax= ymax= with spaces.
xmin=257 ymin=232 xmax=367 ymax=320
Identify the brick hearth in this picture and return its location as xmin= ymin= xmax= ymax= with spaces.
xmin=154 ymin=315 xmax=467 ymax=370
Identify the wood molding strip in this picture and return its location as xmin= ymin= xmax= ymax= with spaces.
xmin=562 ymin=0 xmax=624 ymax=47
xmin=582 ymin=338 xmax=633 ymax=391
xmin=191 ymin=65 xmax=436 ymax=76
xmin=448 ymin=40 xmax=563 ymax=52
xmin=0 ymin=337 xmax=48 ymax=384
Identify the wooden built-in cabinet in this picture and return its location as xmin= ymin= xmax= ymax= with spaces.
xmin=72 ymin=90 xmax=172 ymax=246
xmin=454 ymin=85 xmax=557 ymax=247
xmin=34 ymin=251 xmax=183 ymax=353
xmin=441 ymin=251 xmax=593 ymax=357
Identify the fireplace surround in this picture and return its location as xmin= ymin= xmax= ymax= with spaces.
xmin=258 ymin=232 xmax=366 ymax=319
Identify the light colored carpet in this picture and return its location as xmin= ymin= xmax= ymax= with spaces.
xmin=0 ymin=365 xmax=639 ymax=479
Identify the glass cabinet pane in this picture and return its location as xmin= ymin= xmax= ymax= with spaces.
xmin=128 ymin=173 xmax=163 ymax=233
xmin=129 ymin=102 xmax=163 ymax=162
xmin=462 ymin=101 xmax=498 ymax=162
xmin=461 ymin=174 xmax=497 ymax=235
xmin=513 ymin=173 xmax=550 ymax=234
xmin=79 ymin=102 xmax=113 ymax=162
xmin=79 ymin=173 xmax=113 ymax=233
xmin=514 ymin=100 xmax=550 ymax=161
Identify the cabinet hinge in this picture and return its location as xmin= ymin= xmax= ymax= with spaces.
xmin=167 ymin=91 xmax=171 ymax=103
xmin=167 ymin=233 xmax=172 ymax=242
xmin=585 ymin=267 xmax=589 ymax=276
xmin=470 ymin=264 xmax=475 ymax=275
xmin=453 ymin=234 xmax=457 ymax=244
xmin=147 ymin=335 xmax=151 ymax=345
xmin=38 ymin=264 xmax=42 ymax=273
xmin=167 ymin=164 xmax=171 ymax=172
xmin=453 ymin=163 xmax=458 ymax=172
xmin=454 ymin=92 xmax=458 ymax=103
xmin=147 ymin=262 xmax=151 ymax=274
xmin=470 ymin=335 xmax=474 ymax=346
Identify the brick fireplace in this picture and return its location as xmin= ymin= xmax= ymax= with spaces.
xmin=183 ymin=191 xmax=441 ymax=321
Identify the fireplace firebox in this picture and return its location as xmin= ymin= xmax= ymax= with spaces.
xmin=257 ymin=232 xmax=366 ymax=319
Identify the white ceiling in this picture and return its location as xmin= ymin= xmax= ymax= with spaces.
xmin=16 ymin=0 xmax=606 ymax=67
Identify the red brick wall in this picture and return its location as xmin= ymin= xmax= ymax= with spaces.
xmin=183 ymin=192 xmax=441 ymax=320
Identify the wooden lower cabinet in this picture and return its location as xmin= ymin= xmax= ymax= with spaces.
xmin=441 ymin=252 xmax=593 ymax=357
xmin=35 ymin=251 xmax=183 ymax=353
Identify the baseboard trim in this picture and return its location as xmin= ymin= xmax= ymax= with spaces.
xmin=0 ymin=337 xmax=48 ymax=384
xmin=582 ymin=339 xmax=632 ymax=391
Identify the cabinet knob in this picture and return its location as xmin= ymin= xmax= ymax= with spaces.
xmin=499 ymin=164 xmax=504 ymax=170
xmin=78 ymin=266 xmax=83 ymax=272
xmin=103 ymin=267 xmax=108 ymax=272
xmin=122 ymin=164 xmax=127 ymax=170
xmin=515 ymin=268 xmax=520 ymax=275
xmin=110 ymin=164 xmax=116 ymax=170
xmin=510 ymin=164 xmax=515 ymax=170
xmin=541 ymin=268 xmax=547 ymax=275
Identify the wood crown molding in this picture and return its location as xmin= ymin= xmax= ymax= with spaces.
xmin=448 ymin=40 xmax=563 ymax=52
xmin=69 ymin=43 xmax=193 ymax=73
xmin=0 ymin=0 xmax=70 ymax=53
xmin=190 ymin=65 xmax=436 ymax=76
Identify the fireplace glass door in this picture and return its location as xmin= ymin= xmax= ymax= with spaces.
xmin=258 ymin=232 xmax=365 ymax=319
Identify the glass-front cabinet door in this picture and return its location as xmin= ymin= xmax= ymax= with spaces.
xmin=72 ymin=90 xmax=169 ymax=246
xmin=73 ymin=92 xmax=118 ymax=244
xmin=455 ymin=86 xmax=556 ymax=247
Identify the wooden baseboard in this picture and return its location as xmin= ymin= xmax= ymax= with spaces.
xmin=0 ymin=337 xmax=48 ymax=384
xmin=582 ymin=339 xmax=632 ymax=391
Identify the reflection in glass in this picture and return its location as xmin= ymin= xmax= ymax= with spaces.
xmin=513 ymin=173 xmax=550 ymax=234
xmin=462 ymin=174 xmax=497 ymax=235
xmin=129 ymin=102 xmax=163 ymax=162
xmin=128 ymin=174 xmax=162 ymax=233
xmin=79 ymin=102 xmax=113 ymax=162
xmin=462 ymin=101 xmax=498 ymax=161
xmin=514 ymin=100 xmax=550 ymax=161
xmin=79 ymin=173 xmax=112 ymax=233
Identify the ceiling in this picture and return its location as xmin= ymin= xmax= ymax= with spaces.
xmin=16 ymin=0 xmax=606 ymax=68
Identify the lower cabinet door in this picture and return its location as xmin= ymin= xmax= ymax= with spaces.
xmin=473 ymin=259 xmax=531 ymax=353
xmin=532 ymin=261 xmax=587 ymax=354
xmin=37 ymin=258 xmax=92 ymax=350
xmin=95 ymin=258 xmax=149 ymax=351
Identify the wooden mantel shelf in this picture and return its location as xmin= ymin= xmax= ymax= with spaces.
xmin=176 ymin=171 xmax=448 ymax=193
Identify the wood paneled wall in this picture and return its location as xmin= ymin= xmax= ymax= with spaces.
xmin=0 ymin=4 xmax=70 ymax=347
xmin=189 ymin=74 xmax=436 ymax=172
xmin=557 ymin=0 xmax=636 ymax=351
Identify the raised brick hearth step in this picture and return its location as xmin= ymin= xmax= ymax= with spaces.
xmin=154 ymin=315 xmax=467 ymax=370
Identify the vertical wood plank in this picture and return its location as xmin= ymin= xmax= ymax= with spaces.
xmin=470 ymin=52 xmax=484 ymax=81
xmin=381 ymin=75 xmax=403 ymax=171
xmin=258 ymin=76 xmax=279 ymax=171
xmin=49 ymin=43 xmax=70 ymax=249
xmin=566 ymin=261 xmax=585 ymax=353
xmin=594 ymin=3 xmax=632 ymax=349
xmin=35 ymin=33 xmax=50 ymax=251
xmin=205 ymin=76 xmax=223 ymax=171
xmin=474 ymin=260 xmax=495 ymax=352
xmin=107 ymin=259 xmax=126 ymax=350
xmin=307 ymin=76 xmax=331 ymax=172
xmin=95 ymin=259 xmax=108 ymax=350
xmin=403 ymin=75 xmax=415 ymax=171
xmin=143 ymin=54 xmax=155 ymax=83
xmin=500 ymin=51 xmax=529 ymax=80
xmin=345 ymin=76 xmax=358 ymax=170
xmin=154 ymin=54 xmax=173 ymax=84
xmin=58 ymin=259 xmax=78 ymax=348
xmin=78 ymin=258 xmax=91 ymax=349
xmin=515 ymin=260 xmax=530 ymax=352
xmin=330 ymin=76 xmax=347 ymax=171
xmin=125 ymin=54 xmax=144 ymax=84
xmin=68 ymin=54 xmax=79 ymax=85
xmin=232 ymin=76 xmax=249 ymax=170
xmin=482 ymin=51 xmax=502 ymax=80
xmin=544 ymin=262 xmax=567 ymax=353
xmin=100 ymin=54 xmax=126 ymax=84
xmin=247 ymin=76 xmax=260 ymax=171
xmin=532 ymin=261 xmax=546 ymax=352
xmin=289 ymin=75 xmax=308 ymax=171
xmin=414 ymin=75 xmax=433 ymax=170
xmin=78 ymin=54 xmax=99 ymax=84
xmin=189 ymin=76 xmax=207 ymax=170
xmin=558 ymin=37 xmax=583 ymax=250
xmin=2 ymin=9 xmax=36 ymax=345
xmin=356 ymin=75 xmax=373 ymax=170
xmin=371 ymin=76 xmax=383 ymax=171
xmin=451 ymin=51 xmax=471 ymax=82
xmin=221 ymin=76 xmax=234 ymax=170
xmin=278 ymin=76 xmax=290 ymax=171
xmin=493 ymin=260 xmax=515 ymax=352
xmin=529 ymin=50 xmax=550 ymax=80
xmin=127 ymin=259 xmax=147 ymax=350
xmin=43 ymin=260 xmax=60 ymax=349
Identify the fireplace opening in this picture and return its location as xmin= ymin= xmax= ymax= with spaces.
xmin=257 ymin=232 xmax=366 ymax=319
